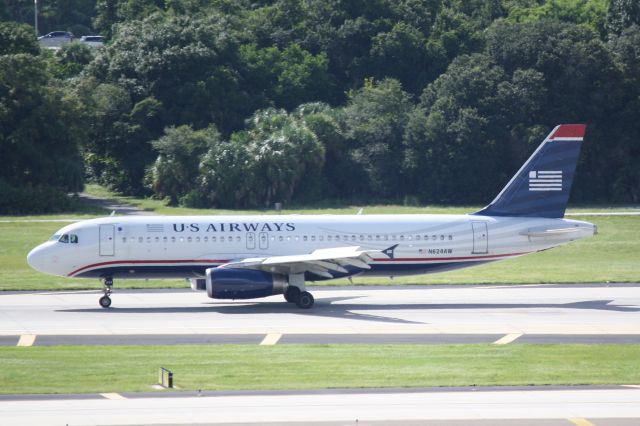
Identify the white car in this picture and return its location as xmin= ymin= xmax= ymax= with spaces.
xmin=80 ymin=35 xmax=105 ymax=48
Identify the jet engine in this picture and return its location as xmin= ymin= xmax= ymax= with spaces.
xmin=205 ymin=267 xmax=287 ymax=299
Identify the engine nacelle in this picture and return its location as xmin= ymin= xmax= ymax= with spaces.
xmin=205 ymin=267 xmax=287 ymax=299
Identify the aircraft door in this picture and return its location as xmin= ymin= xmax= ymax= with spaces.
xmin=246 ymin=232 xmax=256 ymax=250
xmin=99 ymin=224 xmax=115 ymax=256
xmin=259 ymin=232 xmax=269 ymax=250
xmin=471 ymin=222 xmax=488 ymax=254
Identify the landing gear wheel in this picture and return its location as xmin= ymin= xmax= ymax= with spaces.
xmin=295 ymin=291 xmax=314 ymax=309
xmin=284 ymin=286 xmax=301 ymax=303
xmin=100 ymin=277 xmax=113 ymax=308
xmin=99 ymin=295 xmax=112 ymax=308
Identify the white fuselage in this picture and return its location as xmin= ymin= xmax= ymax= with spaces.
xmin=27 ymin=214 xmax=596 ymax=281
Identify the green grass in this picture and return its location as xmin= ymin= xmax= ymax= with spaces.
xmin=0 ymin=344 xmax=638 ymax=394
xmin=1 ymin=215 xmax=638 ymax=290
xmin=82 ymin=184 xmax=640 ymax=216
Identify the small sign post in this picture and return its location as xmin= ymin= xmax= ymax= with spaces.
xmin=159 ymin=367 xmax=173 ymax=388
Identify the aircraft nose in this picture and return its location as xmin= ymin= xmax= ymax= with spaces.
xmin=27 ymin=245 xmax=48 ymax=273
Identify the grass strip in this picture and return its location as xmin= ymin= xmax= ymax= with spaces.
xmin=0 ymin=344 xmax=639 ymax=394
xmin=1 ymin=215 xmax=638 ymax=290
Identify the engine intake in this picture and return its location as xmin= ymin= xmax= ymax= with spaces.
xmin=205 ymin=267 xmax=287 ymax=299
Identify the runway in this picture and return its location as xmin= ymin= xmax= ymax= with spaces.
xmin=1 ymin=284 xmax=639 ymax=343
xmin=1 ymin=386 xmax=640 ymax=425
xmin=2 ymin=284 xmax=640 ymax=425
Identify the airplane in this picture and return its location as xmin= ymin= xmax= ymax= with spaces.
xmin=27 ymin=124 xmax=596 ymax=309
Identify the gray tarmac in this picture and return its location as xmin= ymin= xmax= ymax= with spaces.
xmin=1 ymin=386 xmax=640 ymax=425
xmin=1 ymin=284 xmax=639 ymax=425
xmin=1 ymin=284 xmax=639 ymax=339
xmin=1 ymin=333 xmax=640 ymax=346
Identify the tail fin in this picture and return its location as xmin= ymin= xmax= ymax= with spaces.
xmin=474 ymin=124 xmax=586 ymax=218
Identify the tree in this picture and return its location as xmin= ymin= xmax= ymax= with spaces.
xmin=0 ymin=54 xmax=85 ymax=212
xmin=0 ymin=21 xmax=39 ymax=55
xmin=404 ymin=53 xmax=546 ymax=203
xmin=341 ymin=78 xmax=415 ymax=200
xmin=199 ymin=108 xmax=325 ymax=208
xmin=148 ymin=125 xmax=220 ymax=205
xmin=606 ymin=0 xmax=640 ymax=35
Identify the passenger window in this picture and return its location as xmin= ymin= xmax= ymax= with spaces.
xmin=220 ymin=236 xmax=225 ymax=242
xmin=138 ymin=237 xmax=143 ymax=243
xmin=59 ymin=234 xmax=69 ymax=243
xmin=416 ymin=235 xmax=421 ymax=241
xmin=212 ymin=236 xmax=216 ymax=242
xmin=155 ymin=237 xmax=159 ymax=243
xmin=163 ymin=236 xmax=168 ymax=242
xmin=327 ymin=235 xmax=332 ymax=242
xmin=311 ymin=235 xmax=316 ymax=242
xmin=195 ymin=236 xmax=200 ymax=243
xmin=171 ymin=236 xmax=176 ymax=243
xmin=319 ymin=235 xmax=323 ymax=241
xmin=303 ymin=236 xmax=308 ymax=241
xmin=204 ymin=236 xmax=208 ymax=243
xmin=236 ymin=236 xmax=240 ymax=242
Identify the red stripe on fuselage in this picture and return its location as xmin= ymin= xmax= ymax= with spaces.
xmin=67 ymin=252 xmax=529 ymax=277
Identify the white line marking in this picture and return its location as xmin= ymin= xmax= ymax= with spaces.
xmin=260 ymin=333 xmax=282 ymax=345
xmin=100 ymin=393 xmax=127 ymax=400
xmin=493 ymin=333 xmax=523 ymax=345
xmin=16 ymin=335 xmax=36 ymax=347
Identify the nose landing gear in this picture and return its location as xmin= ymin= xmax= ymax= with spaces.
xmin=99 ymin=277 xmax=113 ymax=308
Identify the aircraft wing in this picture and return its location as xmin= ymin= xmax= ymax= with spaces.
xmin=220 ymin=246 xmax=380 ymax=278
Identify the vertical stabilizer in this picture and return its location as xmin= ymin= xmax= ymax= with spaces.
xmin=474 ymin=124 xmax=586 ymax=218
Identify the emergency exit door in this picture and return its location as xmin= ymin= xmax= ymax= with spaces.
xmin=472 ymin=222 xmax=488 ymax=254
xmin=99 ymin=224 xmax=115 ymax=256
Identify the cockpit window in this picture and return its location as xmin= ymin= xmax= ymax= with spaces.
xmin=56 ymin=233 xmax=78 ymax=244
xmin=50 ymin=234 xmax=61 ymax=241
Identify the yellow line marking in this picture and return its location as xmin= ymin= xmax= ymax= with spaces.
xmin=493 ymin=333 xmax=523 ymax=345
xmin=100 ymin=393 xmax=127 ymax=400
xmin=568 ymin=418 xmax=596 ymax=426
xmin=260 ymin=333 xmax=282 ymax=345
xmin=17 ymin=335 xmax=36 ymax=347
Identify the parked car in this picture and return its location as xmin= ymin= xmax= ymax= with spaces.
xmin=80 ymin=35 xmax=105 ymax=48
xmin=37 ymin=31 xmax=74 ymax=48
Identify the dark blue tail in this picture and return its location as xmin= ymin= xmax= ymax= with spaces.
xmin=474 ymin=124 xmax=586 ymax=219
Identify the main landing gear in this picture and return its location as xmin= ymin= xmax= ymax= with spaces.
xmin=284 ymin=285 xmax=314 ymax=309
xmin=99 ymin=277 xmax=113 ymax=308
